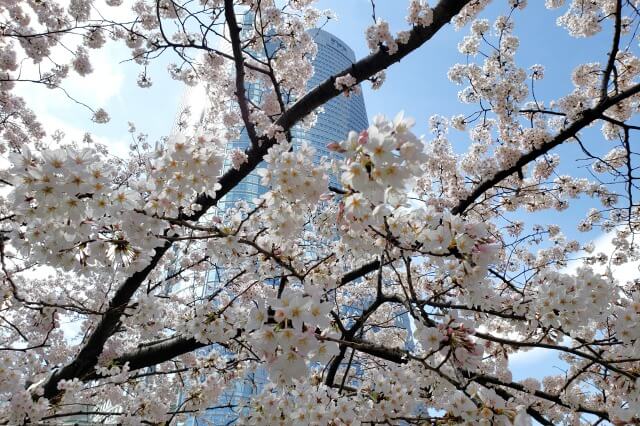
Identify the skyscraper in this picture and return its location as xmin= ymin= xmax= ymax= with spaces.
xmin=296 ymin=29 xmax=369 ymax=167
xmin=219 ymin=28 xmax=368 ymax=208
xmin=180 ymin=28 xmax=369 ymax=425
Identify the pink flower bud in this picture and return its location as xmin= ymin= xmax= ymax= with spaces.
xmin=337 ymin=201 xmax=345 ymax=222
xmin=274 ymin=309 xmax=286 ymax=323
xmin=358 ymin=130 xmax=369 ymax=145
xmin=327 ymin=142 xmax=345 ymax=153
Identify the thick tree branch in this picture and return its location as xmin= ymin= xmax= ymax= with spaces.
xmin=224 ymin=0 xmax=260 ymax=146
xmin=600 ymin=0 xmax=622 ymax=100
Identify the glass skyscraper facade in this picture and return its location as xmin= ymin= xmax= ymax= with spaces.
xmin=292 ymin=29 xmax=369 ymax=180
xmin=182 ymin=29 xmax=369 ymax=426
xmin=219 ymin=28 xmax=368 ymax=208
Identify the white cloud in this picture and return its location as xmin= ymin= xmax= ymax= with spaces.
xmin=13 ymin=42 xmax=129 ymax=156
xmin=509 ymin=346 xmax=553 ymax=364
xmin=9 ymin=93 xmax=129 ymax=156
xmin=591 ymin=231 xmax=640 ymax=282
xmin=64 ymin=44 xmax=126 ymax=106
xmin=15 ymin=42 xmax=126 ymax=110
xmin=508 ymin=337 xmax=571 ymax=382
xmin=564 ymin=230 xmax=640 ymax=283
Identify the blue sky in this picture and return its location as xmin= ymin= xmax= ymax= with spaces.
xmin=17 ymin=0 xmax=632 ymax=401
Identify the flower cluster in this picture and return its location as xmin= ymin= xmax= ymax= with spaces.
xmin=334 ymin=73 xmax=361 ymax=96
xmin=407 ymin=0 xmax=433 ymax=27
xmin=333 ymin=113 xmax=426 ymax=229
xmin=365 ymin=20 xmax=399 ymax=54
xmin=239 ymin=368 xmax=419 ymax=425
xmin=532 ymin=267 xmax=612 ymax=331
xmin=145 ymin=133 xmax=225 ymax=217
xmin=245 ymin=290 xmax=338 ymax=383
xmin=416 ymin=318 xmax=483 ymax=370
xmin=256 ymin=140 xmax=329 ymax=241
xmin=260 ymin=141 xmax=328 ymax=205
xmin=556 ymin=0 xmax=604 ymax=37
xmin=8 ymin=145 xmax=164 ymax=272
xmin=614 ymin=290 xmax=640 ymax=344
xmin=182 ymin=303 xmax=237 ymax=345
xmin=452 ymin=0 xmax=491 ymax=29
xmin=447 ymin=387 xmax=529 ymax=426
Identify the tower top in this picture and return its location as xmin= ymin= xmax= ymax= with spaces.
xmin=308 ymin=28 xmax=356 ymax=63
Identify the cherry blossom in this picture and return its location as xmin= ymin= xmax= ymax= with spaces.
xmin=2 ymin=0 xmax=640 ymax=424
